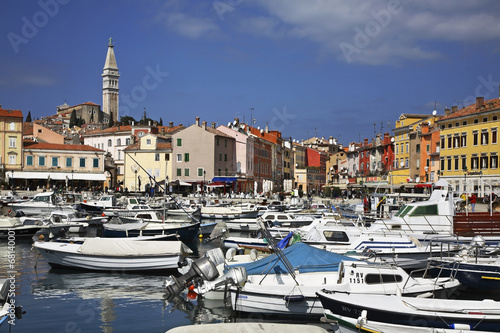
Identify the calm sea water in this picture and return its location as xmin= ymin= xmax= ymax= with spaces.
xmin=0 ymin=227 xmax=328 ymax=333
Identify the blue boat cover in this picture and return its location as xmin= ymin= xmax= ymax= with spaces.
xmin=228 ymin=242 xmax=357 ymax=275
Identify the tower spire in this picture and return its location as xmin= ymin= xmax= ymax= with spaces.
xmin=102 ymin=38 xmax=119 ymax=124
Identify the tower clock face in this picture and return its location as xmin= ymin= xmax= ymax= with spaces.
xmin=138 ymin=131 xmax=145 ymax=137
xmin=10 ymin=122 xmax=15 ymax=130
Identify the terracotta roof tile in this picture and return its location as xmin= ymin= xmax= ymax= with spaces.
xmin=25 ymin=142 xmax=104 ymax=152
xmin=0 ymin=108 xmax=23 ymax=118
xmin=439 ymin=98 xmax=500 ymax=121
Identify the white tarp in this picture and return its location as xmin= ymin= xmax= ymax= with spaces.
xmin=78 ymin=238 xmax=191 ymax=256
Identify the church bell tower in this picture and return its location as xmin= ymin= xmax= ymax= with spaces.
xmin=102 ymin=37 xmax=119 ymax=123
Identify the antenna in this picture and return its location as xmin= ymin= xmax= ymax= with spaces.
xmin=248 ymin=107 xmax=254 ymax=125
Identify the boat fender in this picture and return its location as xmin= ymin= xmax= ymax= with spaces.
xmin=356 ymin=310 xmax=367 ymax=326
xmin=250 ymin=249 xmax=258 ymax=261
xmin=283 ymin=294 xmax=304 ymax=302
xmin=226 ymin=248 xmax=237 ymax=261
xmin=449 ymin=324 xmax=471 ymax=330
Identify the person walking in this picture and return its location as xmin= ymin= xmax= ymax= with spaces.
xmin=469 ymin=193 xmax=477 ymax=212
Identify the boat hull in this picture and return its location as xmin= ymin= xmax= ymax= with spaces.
xmin=102 ymin=222 xmax=200 ymax=242
xmin=317 ymin=291 xmax=500 ymax=332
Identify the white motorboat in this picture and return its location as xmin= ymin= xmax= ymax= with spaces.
xmin=33 ymin=237 xmax=192 ymax=272
xmin=200 ymin=205 xmax=258 ymax=219
xmin=166 ymin=243 xmax=460 ymax=317
xmin=7 ymin=192 xmax=74 ymax=216
xmin=224 ymin=211 xmax=314 ymax=232
xmin=317 ymin=290 xmax=500 ymax=332
xmin=323 ymin=309 xmax=495 ymax=333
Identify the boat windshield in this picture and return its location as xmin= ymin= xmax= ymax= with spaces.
xmin=33 ymin=195 xmax=52 ymax=203
xmin=394 ymin=205 xmax=412 ymax=218
xmin=409 ymin=204 xmax=438 ymax=216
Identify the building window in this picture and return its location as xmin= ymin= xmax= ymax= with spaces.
xmin=440 ymin=136 xmax=445 ymax=150
xmin=461 ymin=156 xmax=467 ymax=171
xmin=491 ymin=154 xmax=498 ymax=169
xmin=396 ymin=144 xmax=399 ymax=154
xmin=416 ymin=144 xmax=420 ymax=153
xmin=108 ymin=139 xmax=112 ymax=147
xmin=453 ymin=135 xmax=460 ymax=148
xmin=8 ymin=155 xmax=15 ymax=165
xmin=52 ymin=157 xmax=58 ymax=167
xmin=455 ymin=122 xmax=459 ymax=127
xmin=9 ymin=137 xmax=16 ymax=148
xmin=471 ymin=155 xmax=479 ymax=170
xmin=93 ymin=158 xmax=99 ymax=168
xmin=177 ymin=138 xmax=182 ymax=147
xmin=224 ymin=139 xmax=227 ymax=147
xmin=79 ymin=158 xmax=86 ymax=168
xmin=440 ymin=158 xmax=445 ymax=172
xmin=66 ymin=157 xmax=72 ymax=167
xmin=405 ymin=158 xmax=408 ymax=168
xmin=447 ymin=157 xmax=452 ymax=171
xmin=216 ymin=137 xmax=219 ymax=146
xmin=462 ymin=121 xmax=467 ymax=126
xmin=198 ymin=168 xmax=204 ymax=177
xmin=184 ymin=168 xmax=190 ymax=176
xmin=176 ymin=168 xmax=181 ymax=176
xmin=155 ymin=153 xmax=160 ymax=161
xmin=225 ymin=168 xmax=228 ymax=175
xmin=483 ymin=117 xmax=488 ymax=123
xmin=473 ymin=131 xmax=478 ymax=146
xmin=447 ymin=135 xmax=452 ymax=149
xmin=184 ymin=153 xmax=190 ymax=162
xmin=117 ymin=138 xmax=121 ymax=146
xmin=177 ymin=154 xmax=182 ymax=162
xmin=492 ymin=128 xmax=497 ymax=144
xmin=481 ymin=130 xmax=489 ymax=145
xmin=39 ymin=156 xmax=45 ymax=166
xmin=125 ymin=138 xmax=130 ymax=145
xmin=426 ymin=144 xmax=430 ymax=152
xmin=224 ymin=154 xmax=227 ymax=161
xmin=474 ymin=118 xmax=479 ymax=124
xmin=26 ymin=155 xmax=33 ymax=166
xmin=461 ymin=133 xmax=467 ymax=147
xmin=454 ymin=156 xmax=459 ymax=170
xmin=146 ymin=139 xmax=152 ymax=145
xmin=481 ymin=154 xmax=488 ymax=169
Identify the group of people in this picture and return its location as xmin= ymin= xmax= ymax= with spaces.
xmin=460 ymin=192 xmax=477 ymax=212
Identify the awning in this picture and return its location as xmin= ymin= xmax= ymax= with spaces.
xmin=211 ymin=177 xmax=237 ymax=182
xmin=7 ymin=171 xmax=106 ymax=181
xmin=414 ymin=182 xmax=433 ymax=188
xmin=169 ymin=180 xmax=192 ymax=186
xmin=206 ymin=181 xmax=226 ymax=187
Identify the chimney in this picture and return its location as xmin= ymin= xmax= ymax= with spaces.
xmin=195 ymin=117 xmax=200 ymax=126
xmin=451 ymin=106 xmax=458 ymax=113
xmin=476 ymin=96 xmax=485 ymax=109
xmin=234 ymin=117 xmax=239 ymax=125
xmin=445 ymin=107 xmax=450 ymax=116
xmin=202 ymin=120 xmax=207 ymax=129
xmin=211 ymin=122 xmax=216 ymax=128
xmin=265 ymin=122 xmax=268 ymax=133
xmin=169 ymin=121 xmax=173 ymax=128
xmin=132 ymin=121 xmax=135 ymax=126
xmin=363 ymin=138 xmax=368 ymax=146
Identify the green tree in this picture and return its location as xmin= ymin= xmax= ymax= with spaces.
xmin=119 ymin=115 xmax=136 ymax=125
xmin=108 ymin=112 xmax=114 ymax=127
xmin=159 ymin=117 xmax=163 ymax=126
xmin=25 ymin=111 xmax=32 ymax=122
xmin=69 ymin=109 xmax=77 ymax=128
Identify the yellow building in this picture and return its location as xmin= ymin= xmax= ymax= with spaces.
xmin=437 ymin=97 xmax=500 ymax=197
xmin=123 ymin=133 xmax=172 ymax=192
xmin=0 ymin=106 xmax=23 ymax=185
xmin=391 ymin=114 xmax=434 ymax=185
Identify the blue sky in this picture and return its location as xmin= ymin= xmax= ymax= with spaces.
xmin=2 ymin=0 xmax=500 ymax=144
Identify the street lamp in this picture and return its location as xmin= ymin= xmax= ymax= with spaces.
xmin=424 ymin=166 xmax=429 ymax=182
xmin=463 ymin=166 xmax=468 ymax=194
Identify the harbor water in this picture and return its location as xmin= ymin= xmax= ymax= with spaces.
xmin=0 ymin=226 xmax=330 ymax=332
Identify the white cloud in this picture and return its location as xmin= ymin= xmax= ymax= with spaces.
xmin=243 ymin=0 xmax=500 ymax=65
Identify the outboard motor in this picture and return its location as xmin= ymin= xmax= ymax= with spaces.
xmin=164 ymin=256 xmax=219 ymax=296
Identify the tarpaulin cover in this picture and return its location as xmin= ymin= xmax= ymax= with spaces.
xmin=228 ymin=242 xmax=357 ymax=275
